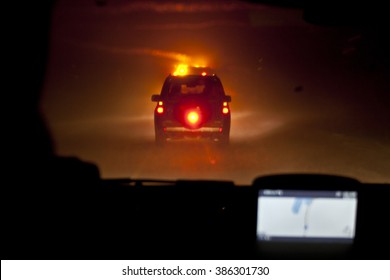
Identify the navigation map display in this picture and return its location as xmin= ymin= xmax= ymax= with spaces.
xmin=257 ymin=189 xmax=358 ymax=243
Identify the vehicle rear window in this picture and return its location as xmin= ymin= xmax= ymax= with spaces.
xmin=165 ymin=76 xmax=223 ymax=98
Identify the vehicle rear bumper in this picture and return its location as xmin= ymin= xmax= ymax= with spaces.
xmin=164 ymin=126 xmax=223 ymax=138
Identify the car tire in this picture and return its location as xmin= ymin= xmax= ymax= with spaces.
xmin=218 ymin=121 xmax=230 ymax=145
xmin=219 ymin=136 xmax=229 ymax=145
xmin=155 ymin=126 xmax=165 ymax=145
xmin=218 ymin=131 xmax=230 ymax=145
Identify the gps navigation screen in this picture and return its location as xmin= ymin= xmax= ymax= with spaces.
xmin=257 ymin=189 xmax=358 ymax=243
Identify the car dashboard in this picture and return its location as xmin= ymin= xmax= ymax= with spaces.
xmin=3 ymin=173 xmax=390 ymax=260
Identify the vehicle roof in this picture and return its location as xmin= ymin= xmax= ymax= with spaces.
xmin=165 ymin=74 xmax=220 ymax=80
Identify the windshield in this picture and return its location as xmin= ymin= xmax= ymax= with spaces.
xmin=42 ymin=0 xmax=390 ymax=184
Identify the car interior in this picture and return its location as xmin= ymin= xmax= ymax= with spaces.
xmin=4 ymin=0 xmax=389 ymax=260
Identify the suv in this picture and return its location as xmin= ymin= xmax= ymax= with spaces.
xmin=151 ymin=66 xmax=232 ymax=144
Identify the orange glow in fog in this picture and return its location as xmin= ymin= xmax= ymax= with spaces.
xmin=187 ymin=111 xmax=199 ymax=124
xmin=173 ymin=64 xmax=188 ymax=76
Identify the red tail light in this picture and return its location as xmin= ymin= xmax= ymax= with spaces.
xmin=222 ymin=102 xmax=229 ymax=115
xmin=156 ymin=101 xmax=164 ymax=114
xmin=157 ymin=107 xmax=164 ymax=114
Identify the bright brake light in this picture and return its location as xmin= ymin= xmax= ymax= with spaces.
xmin=187 ymin=111 xmax=200 ymax=124
xmin=156 ymin=101 xmax=164 ymax=114
xmin=222 ymin=102 xmax=229 ymax=115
